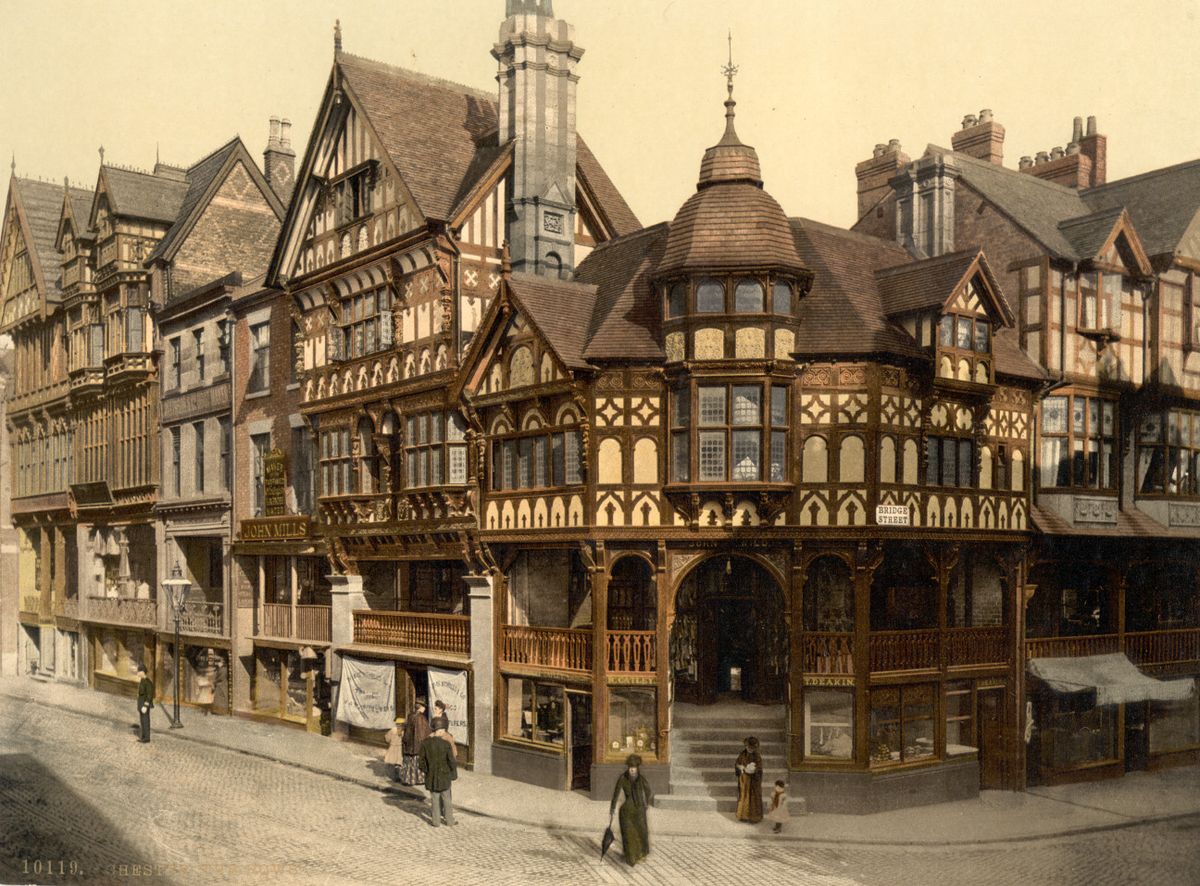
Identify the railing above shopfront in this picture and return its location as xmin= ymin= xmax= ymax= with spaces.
xmin=86 ymin=595 xmax=158 ymax=628
xmin=501 ymin=625 xmax=592 ymax=674
xmin=352 ymin=610 xmax=469 ymax=654
xmin=260 ymin=603 xmax=331 ymax=643
xmin=1024 ymin=634 xmax=1121 ymax=660
xmin=1125 ymin=628 xmax=1200 ymax=666
xmin=607 ymin=630 xmax=656 ymax=675
xmin=869 ymin=630 xmax=939 ymax=672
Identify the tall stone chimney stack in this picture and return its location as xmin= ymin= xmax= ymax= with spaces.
xmin=950 ymin=108 xmax=1005 ymax=165
xmin=264 ymin=116 xmax=297 ymax=206
xmin=493 ymin=0 xmax=584 ymax=278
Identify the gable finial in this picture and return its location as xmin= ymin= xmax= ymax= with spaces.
xmin=99 ymin=145 xmax=105 ymax=165
xmin=334 ymin=19 xmax=342 ymax=54
xmin=9 ymin=153 xmax=14 ymax=176
xmin=723 ymin=30 xmax=738 ymax=100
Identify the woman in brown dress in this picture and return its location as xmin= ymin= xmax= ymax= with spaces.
xmin=735 ymin=736 xmax=763 ymax=823
xmin=399 ymin=700 xmax=431 ymax=785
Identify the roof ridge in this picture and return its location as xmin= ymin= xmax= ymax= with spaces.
xmin=1058 ymin=205 xmax=1126 ymax=228
xmin=338 ymin=51 xmax=493 ymax=103
xmin=1087 ymin=156 xmax=1200 ymax=193
xmin=184 ymin=136 xmax=244 ymax=175
xmin=792 ymin=216 xmax=909 ymax=251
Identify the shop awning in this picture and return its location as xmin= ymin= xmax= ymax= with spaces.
xmin=1028 ymin=653 xmax=1195 ymax=706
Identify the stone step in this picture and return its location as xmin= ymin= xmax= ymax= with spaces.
xmin=671 ymin=725 xmax=786 ymax=738
xmin=655 ymin=795 xmax=808 ymax=815
xmin=672 ymin=710 xmax=785 ymax=728
xmin=671 ymin=765 xmax=788 ymax=781
xmin=672 ymin=740 xmax=786 ymax=756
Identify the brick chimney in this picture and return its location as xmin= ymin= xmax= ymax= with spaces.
xmin=1079 ymin=115 xmax=1106 ymax=187
xmin=855 ymin=139 xmax=909 ymax=234
xmin=264 ymin=116 xmax=296 ymax=205
xmin=950 ymin=108 xmax=1005 ymax=165
xmin=1020 ymin=115 xmax=1104 ymax=189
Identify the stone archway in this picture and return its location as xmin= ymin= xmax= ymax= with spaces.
xmin=670 ymin=555 xmax=788 ymax=705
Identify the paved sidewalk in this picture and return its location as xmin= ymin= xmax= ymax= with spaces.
xmin=4 ymin=675 xmax=1198 ymax=847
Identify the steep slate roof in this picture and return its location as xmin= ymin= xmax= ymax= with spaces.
xmin=147 ymin=139 xmax=247 ymax=263
xmin=506 ymin=272 xmax=599 ymax=370
xmin=99 ymin=165 xmax=189 ymax=224
xmin=11 ymin=178 xmax=69 ymax=295
xmin=336 ymin=52 xmax=639 ymax=235
xmin=1056 ymin=206 xmax=1127 ymax=261
xmin=789 ymin=218 xmax=924 ymax=360
xmin=875 ymin=248 xmax=984 ymax=316
xmin=1083 ymin=159 xmax=1200 ymax=259
xmin=577 ymin=223 xmax=669 ymax=361
xmin=67 ymin=186 xmax=96 ymax=238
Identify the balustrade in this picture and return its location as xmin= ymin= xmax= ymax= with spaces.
xmin=501 ymin=625 xmax=592 ymax=673
xmin=86 ymin=595 xmax=157 ymax=628
xmin=354 ymin=610 xmax=469 ymax=654
xmin=802 ymin=632 xmax=855 ymax=674
xmin=1124 ymin=629 xmax=1200 ymax=666
xmin=178 ymin=599 xmax=225 ymax=636
xmin=869 ymin=629 xmax=938 ymax=672
xmin=607 ymin=631 xmax=656 ymax=674
xmin=1024 ymin=634 xmax=1120 ymax=660
xmin=296 ymin=605 xmax=332 ymax=642
xmin=946 ymin=626 xmax=1008 ymax=667
xmin=261 ymin=603 xmax=292 ymax=639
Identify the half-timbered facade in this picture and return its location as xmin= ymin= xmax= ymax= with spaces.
xmin=855 ymin=111 xmax=1200 ymax=788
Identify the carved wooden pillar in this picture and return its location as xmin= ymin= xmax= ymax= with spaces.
xmin=789 ymin=548 xmax=806 ymax=769
xmin=853 ymin=541 xmax=883 ymax=767
xmin=589 ymin=542 xmax=608 ymax=765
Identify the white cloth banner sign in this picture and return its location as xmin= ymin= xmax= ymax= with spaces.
xmin=427 ymin=667 xmax=470 ymax=746
xmin=334 ymin=656 xmax=395 ymax=729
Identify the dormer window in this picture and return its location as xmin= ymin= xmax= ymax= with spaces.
xmin=1078 ymin=270 xmax=1136 ymax=336
xmin=937 ymin=312 xmax=992 ymax=384
xmin=333 ymin=162 xmax=377 ymax=227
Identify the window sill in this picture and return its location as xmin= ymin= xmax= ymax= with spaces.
xmin=245 ymin=389 xmax=271 ymax=401
xmin=495 ymin=736 xmax=565 ymax=755
xmin=286 ymin=383 xmax=300 ymax=392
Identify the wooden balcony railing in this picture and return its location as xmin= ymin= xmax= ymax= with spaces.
xmin=607 ymin=630 xmax=656 ymax=674
xmin=1124 ymin=629 xmax=1200 ymax=667
xmin=178 ymin=599 xmax=225 ymax=636
xmin=353 ymin=610 xmax=470 ymax=654
xmin=262 ymin=603 xmax=292 ymax=639
xmin=802 ymin=632 xmax=855 ymax=675
xmin=86 ymin=595 xmax=157 ymax=628
xmin=1024 ymin=634 xmax=1120 ymax=660
xmin=501 ymin=625 xmax=592 ymax=673
xmin=296 ymin=605 xmax=332 ymax=643
xmin=947 ymin=626 xmax=1009 ymax=667
xmin=870 ymin=630 xmax=939 ymax=672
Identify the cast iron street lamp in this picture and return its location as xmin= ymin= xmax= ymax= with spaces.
xmin=163 ymin=563 xmax=191 ymax=729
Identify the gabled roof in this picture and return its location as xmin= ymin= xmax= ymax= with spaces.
xmin=96 ymin=165 xmax=189 ymax=224
xmin=59 ymin=182 xmax=97 ymax=247
xmin=146 ymin=137 xmax=285 ymax=264
xmin=1057 ymin=206 xmax=1152 ymax=274
xmin=9 ymin=177 xmax=69 ymax=298
xmin=875 ymin=247 xmax=1017 ymax=327
xmin=577 ymin=223 xmax=669 ymax=362
xmin=1083 ymin=159 xmax=1200 ymax=260
xmin=577 ymin=138 xmax=642 ymax=238
xmin=789 ymin=218 xmax=925 ymax=360
xmin=506 ymin=272 xmax=599 ymax=371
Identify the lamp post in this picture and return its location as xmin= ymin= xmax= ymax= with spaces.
xmin=163 ymin=563 xmax=191 ymax=729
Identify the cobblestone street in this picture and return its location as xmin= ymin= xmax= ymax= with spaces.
xmin=2 ymin=691 xmax=1199 ymax=885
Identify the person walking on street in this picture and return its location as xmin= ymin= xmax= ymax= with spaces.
xmin=418 ymin=726 xmax=458 ymax=827
xmin=609 ymin=754 xmax=653 ymax=865
xmin=384 ymin=716 xmax=405 ymax=781
xmin=766 ymin=779 xmax=790 ymax=833
xmin=136 ymin=666 xmax=154 ymax=744
xmin=398 ymin=700 xmax=430 ymax=785
xmin=735 ymin=736 xmax=763 ymax=822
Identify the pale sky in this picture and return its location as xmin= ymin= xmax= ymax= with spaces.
xmin=2 ymin=0 xmax=1200 ymax=236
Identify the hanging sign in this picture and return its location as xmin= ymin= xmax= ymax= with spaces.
xmin=334 ymin=656 xmax=396 ymax=729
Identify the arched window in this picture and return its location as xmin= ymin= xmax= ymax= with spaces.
xmin=979 ymin=446 xmax=993 ymax=489
xmin=667 ymin=282 xmax=687 ymax=318
xmin=772 ymin=282 xmax=792 ymax=314
xmin=902 ymin=438 xmax=919 ymax=485
xmin=879 ymin=436 xmax=897 ymax=484
xmin=839 ymin=436 xmax=865 ymax=483
xmin=607 ymin=557 xmax=656 ymax=631
xmin=802 ymin=436 xmax=828 ymax=483
xmin=735 ymin=279 xmax=764 ymax=313
xmin=696 ymin=278 xmax=724 ymax=313
xmin=509 ymin=346 xmax=533 ymax=388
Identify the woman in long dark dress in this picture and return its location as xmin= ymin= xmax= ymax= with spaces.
xmin=610 ymin=754 xmax=654 ymax=865
xmin=735 ymin=736 xmax=763 ymax=823
xmin=399 ymin=700 xmax=431 ymax=785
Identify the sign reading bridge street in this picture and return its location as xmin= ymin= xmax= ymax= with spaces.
xmin=875 ymin=504 xmax=911 ymax=526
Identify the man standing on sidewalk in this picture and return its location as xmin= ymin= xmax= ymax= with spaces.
xmin=136 ymin=666 xmax=154 ymax=743
xmin=418 ymin=727 xmax=457 ymax=826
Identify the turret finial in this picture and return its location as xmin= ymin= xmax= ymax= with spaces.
xmin=98 ymin=145 xmax=105 ymax=164
xmin=718 ymin=32 xmax=742 ymax=146
xmin=334 ymin=19 xmax=342 ymax=54
xmin=722 ymin=30 xmax=738 ymax=100
xmin=9 ymin=153 xmax=14 ymax=176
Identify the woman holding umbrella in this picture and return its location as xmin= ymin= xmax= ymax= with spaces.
xmin=735 ymin=736 xmax=763 ymax=823
xmin=607 ymin=754 xmax=653 ymax=865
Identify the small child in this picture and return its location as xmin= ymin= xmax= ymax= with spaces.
xmin=765 ymin=779 xmax=789 ymax=833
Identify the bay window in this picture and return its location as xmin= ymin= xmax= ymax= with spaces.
xmin=671 ymin=383 xmax=788 ymax=483
xmin=1040 ymin=395 xmax=1116 ymax=490
xmin=319 ymin=427 xmax=352 ymax=497
xmin=491 ymin=426 xmax=581 ymax=491
xmin=341 ymin=286 xmax=394 ymax=359
xmin=405 ymin=411 xmax=469 ymax=488
xmin=1138 ymin=410 xmax=1200 ymax=496
xmin=870 ymin=684 xmax=935 ymax=765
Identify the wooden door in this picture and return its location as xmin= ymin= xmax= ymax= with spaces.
xmin=978 ymin=688 xmax=1006 ymax=790
xmin=567 ymin=691 xmax=592 ymax=791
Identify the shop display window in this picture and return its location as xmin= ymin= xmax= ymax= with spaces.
xmin=870 ymin=684 xmax=935 ymax=765
xmin=1150 ymin=681 xmax=1200 ymax=755
xmin=1038 ymin=694 xmax=1117 ymax=770
xmin=255 ymin=650 xmax=282 ymax=714
xmin=804 ymin=688 xmax=853 ymax=760
xmin=607 ymin=687 xmax=657 ymax=758
xmin=285 ymin=651 xmax=308 ymax=720
xmin=506 ymin=678 xmax=564 ymax=746
xmin=98 ymin=631 xmax=118 ymax=674
xmin=945 ymin=681 xmax=977 ymax=755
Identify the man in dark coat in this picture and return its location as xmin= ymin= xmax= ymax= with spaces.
xmin=136 ymin=666 xmax=154 ymax=743
xmin=418 ymin=726 xmax=458 ymax=826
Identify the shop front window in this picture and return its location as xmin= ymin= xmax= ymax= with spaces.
xmin=607 ymin=687 xmax=657 ymax=758
xmin=945 ymin=681 xmax=976 ymax=755
xmin=506 ymin=678 xmax=564 ymax=746
xmin=255 ymin=649 xmax=282 ymax=714
xmin=1038 ymin=694 xmax=1117 ymax=770
xmin=870 ymin=684 xmax=935 ymax=765
xmin=804 ymin=688 xmax=853 ymax=760
xmin=1149 ymin=681 xmax=1200 ymax=755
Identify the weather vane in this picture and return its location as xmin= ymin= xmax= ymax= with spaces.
xmin=722 ymin=30 xmax=738 ymax=98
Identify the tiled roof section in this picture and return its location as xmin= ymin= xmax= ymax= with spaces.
xmin=67 ymin=187 xmax=95 ymax=237
xmin=577 ymin=223 xmax=669 ymax=361
xmin=788 ymin=218 xmax=924 ymax=359
xmin=1084 ymin=159 xmax=1200 ymax=259
xmin=101 ymin=165 xmax=189 ymax=223
xmin=1031 ymin=504 xmax=1169 ymax=539
xmin=577 ymin=138 xmax=641 ymax=237
xmin=929 ymin=145 xmax=1089 ymax=258
xmin=506 ymin=272 xmax=599 ymax=370
xmin=147 ymin=139 xmax=244 ymax=263
xmin=1056 ymin=206 xmax=1126 ymax=261
xmin=12 ymin=178 xmax=69 ymax=295
xmin=875 ymin=248 xmax=982 ymax=317
xmin=658 ymin=183 xmax=807 ymax=276
xmin=992 ymin=327 xmax=1046 ymax=381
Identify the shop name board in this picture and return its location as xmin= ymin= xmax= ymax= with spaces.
xmin=875 ymin=504 xmax=911 ymax=527
xmin=241 ymin=516 xmax=310 ymax=541
xmin=264 ymin=449 xmax=287 ymax=517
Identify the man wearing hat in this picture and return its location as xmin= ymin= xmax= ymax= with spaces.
xmin=136 ymin=666 xmax=154 ymax=743
xmin=418 ymin=724 xmax=458 ymax=826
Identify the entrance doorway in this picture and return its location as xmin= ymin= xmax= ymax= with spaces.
xmin=1124 ymin=701 xmax=1149 ymax=772
xmin=978 ymin=688 xmax=1006 ymax=789
xmin=670 ymin=556 xmax=787 ymax=705
xmin=567 ymin=691 xmax=592 ymax=791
